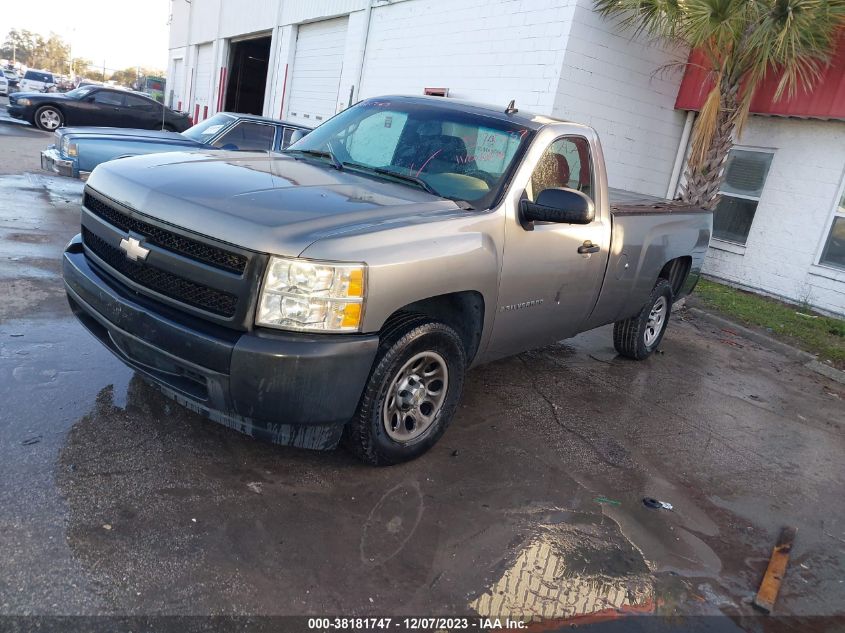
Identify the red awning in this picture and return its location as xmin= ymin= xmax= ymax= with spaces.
xmin=675 ymin=32 xmax=845 ymax=120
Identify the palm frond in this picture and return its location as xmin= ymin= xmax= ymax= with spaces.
xmin=593 ymin=0 xmax=686 ymax=41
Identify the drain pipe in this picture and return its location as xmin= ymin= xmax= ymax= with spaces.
xmin=666 ymin=110 xmax=695 ymax=200
xmin=353 ymin=0 xmax=375 ymax=104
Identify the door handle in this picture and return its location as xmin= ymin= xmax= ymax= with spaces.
xmin=578 ymin=240 xmax=600 ymax=254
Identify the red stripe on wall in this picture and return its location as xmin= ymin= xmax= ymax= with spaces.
xmin=193 ymin=103 xmax=200 ymax=125
xmin=279 ymin=63 xmax=289 ymax=119
xmin=177 ymin=100 xmax=181 ymax=111
xmin=203 ymin=105 xmax=208 ymax=121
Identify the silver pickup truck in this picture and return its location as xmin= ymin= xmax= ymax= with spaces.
xmin=62 ymin=95 xmax=712 ymax=465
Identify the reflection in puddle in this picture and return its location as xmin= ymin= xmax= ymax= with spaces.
xmin=471 ymin=523 xmax=653 ymax=621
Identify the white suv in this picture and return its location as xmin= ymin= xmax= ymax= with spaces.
xmin=19 ymin=69 xmax=55 ymax=93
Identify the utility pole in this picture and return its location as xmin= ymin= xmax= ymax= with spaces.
xmin=102 ymin=59 xmax=106 ymax=82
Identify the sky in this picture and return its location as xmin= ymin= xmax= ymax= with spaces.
xmin=3 ymin=0 xmax=170 ymax=72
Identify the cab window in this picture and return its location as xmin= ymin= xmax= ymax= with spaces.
xmin=214 ymin=121 xmax=275 ymax=151
xmin=527 ymin=136 xmax=594 ymax=203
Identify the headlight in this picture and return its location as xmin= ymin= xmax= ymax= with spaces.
xmin=17 ymin=98 xmax=31 ymax=106
xmin=61 ymin=136 xmax=78 ymax=157
xmin=256 ymin=256 xmax=366 ymax=332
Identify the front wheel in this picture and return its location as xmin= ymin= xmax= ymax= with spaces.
xmin=34 ymin=105 xmax=63 ymax=131
xmin=343 ymin=315 xmax=466 ymax=465
xmin=613 ymin=279 xmax=673 ymax=360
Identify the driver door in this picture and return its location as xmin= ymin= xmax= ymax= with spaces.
xmin=76 ymin=89 xmax=126 ymax=127
xmin=487 ymin=134 xmax=611 ymax=359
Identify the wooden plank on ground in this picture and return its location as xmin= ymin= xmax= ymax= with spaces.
xmin=753 ymin=526 xmax=797 ymax=614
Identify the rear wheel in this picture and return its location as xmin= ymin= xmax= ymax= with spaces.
xmin=613 ymin=279 xmax=673 ymax=360
xmin=34 ymin=105 xmax=63 ymax=131
xmin=343 ymin=315 xmax=466 ymax=465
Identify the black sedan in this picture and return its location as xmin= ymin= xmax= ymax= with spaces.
xmin=6 ymin=85 xmax=192 ymax=132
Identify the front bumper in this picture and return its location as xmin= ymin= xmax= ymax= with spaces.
xmin=6 ymin=105 xmax=26 ymax=120
xmin=62 ymin=235 xmax=380 ymax=450
xmin=41 ymin=147 xmax=76 ymax=178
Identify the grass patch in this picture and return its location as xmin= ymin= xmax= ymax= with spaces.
xmin=691 ymin=279 xmax=845 ymax=369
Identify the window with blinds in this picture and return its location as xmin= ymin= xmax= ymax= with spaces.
xmin=712 ymin=149 xmax=774 ymax=244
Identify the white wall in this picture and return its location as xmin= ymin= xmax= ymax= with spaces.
xmin=552 ymin=0 xmax=687 ymax=197
xmin=360 ymin=0 xmax=577 ymax=111
xmin=703 ymin=117 xmax=845 ymax=316
xmin=167 ymin=0 xmax=191 ymax=50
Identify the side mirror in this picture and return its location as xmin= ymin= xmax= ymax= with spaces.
xmin=519 ymin=188 xmax=594 ymax=230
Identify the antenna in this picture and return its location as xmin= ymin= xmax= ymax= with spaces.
xmin=505 ymin=99 xmax=518 ymax=115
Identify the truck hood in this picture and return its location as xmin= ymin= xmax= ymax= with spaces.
xmin=60 ymin=127 xmax=193 ymax=142
xmin=86 ymin=150 xmax=468 ymax=256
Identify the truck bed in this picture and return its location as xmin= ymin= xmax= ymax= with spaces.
xmin=582 ymin=188 xmax=713 ymax=330
xmin=609 ymin=187 xmax=711 ymax=216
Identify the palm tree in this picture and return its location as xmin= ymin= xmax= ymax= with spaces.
xmin=594 ymin=0 xmax=845 ymax=208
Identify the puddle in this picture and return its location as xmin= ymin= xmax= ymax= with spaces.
xmin=470 ymin=520 xmax=654 ymax=621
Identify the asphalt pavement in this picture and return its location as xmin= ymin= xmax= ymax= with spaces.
xmin=0 ymin=95 xmax=53 ymax=175
xmin=0 ymin=116 xmax=843 ymax=628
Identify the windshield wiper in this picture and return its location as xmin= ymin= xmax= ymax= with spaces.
xmin=344 ymin=163 xmax=476 ymax=209
xmin=285 ymin=147 xmax=342 ymax=170
xmin=341 ymin=162 xmax=441 ymax=196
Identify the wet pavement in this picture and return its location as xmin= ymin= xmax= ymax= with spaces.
xmin=0 ymin=168 xmax=844 ymax=628
xmin=0 ymin=98 xmax=52 ymax=175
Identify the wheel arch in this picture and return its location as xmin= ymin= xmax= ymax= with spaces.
xmin=380 ymin=291 xmax=485 ymax=366
xmin=657 ymin=256 xmax=692 ymax=297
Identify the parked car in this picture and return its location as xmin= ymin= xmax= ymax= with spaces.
xmin=41 ymin=112 xmax=310 ymax=179
xmin=7 ymin=84 xmax=191 ymax=131
xmin=3 ymin=68 xmax=20 ymax=88
xmin=18 ymin=69 xmax=55 ymax=93
xmin=62 ymin=95 xmax=712 ymax=465
xmin=0 ymin=72 xmax=7 ymax=96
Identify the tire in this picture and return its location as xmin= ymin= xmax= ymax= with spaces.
xmin=34 ymin=105 xmax=63 ymax=131
xmin=343 ymin=315 xmax=466 ymax=465
xmin=613 ymin=278 xmax=673 ymax=360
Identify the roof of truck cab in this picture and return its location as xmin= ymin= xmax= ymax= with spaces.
xmin=370 ymin=95 xmax=571 ymax=130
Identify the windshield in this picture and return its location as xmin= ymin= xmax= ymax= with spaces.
xmin=285 ymin=98 xmax=532 ymax=208
xmin=65 ymin=85 xmax=98 ymax=99
xmin=182 ymin=113 xmax=236 ymax=142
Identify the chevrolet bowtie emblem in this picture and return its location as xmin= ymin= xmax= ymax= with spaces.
xmin=119 ymin=236 xmax=150 ymax=262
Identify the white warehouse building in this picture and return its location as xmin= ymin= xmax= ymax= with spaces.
xmin=166 ymin=0 xmax=845 ymax=316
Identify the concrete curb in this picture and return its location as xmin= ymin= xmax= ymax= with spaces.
xmin=681 ymin=306 xmax=845 ymax=385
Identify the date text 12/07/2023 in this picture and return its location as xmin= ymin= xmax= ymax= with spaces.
xmin=307 ymin=617 xmax=528 ymax=630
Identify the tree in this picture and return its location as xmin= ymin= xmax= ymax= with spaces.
xmin=0 ymin=29 xmax=41 ymax=66
xmin=71 ymin=58 xmax=94 ymax=76
xmin=29 ymin=33 xmax=69 ymax=73
xmin=594 ymin=0 xmax=845 ymax=208
xmin=110 ymin=67 xmax=139 ymax=88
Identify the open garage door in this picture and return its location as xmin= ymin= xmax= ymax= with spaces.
xmin=192 ymin=43 xmax=214 ymax=122
xmin=286 ymin=17 xmax=348 ymax=126
xmin=224 ymin=36 xmax=271 ymax=116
